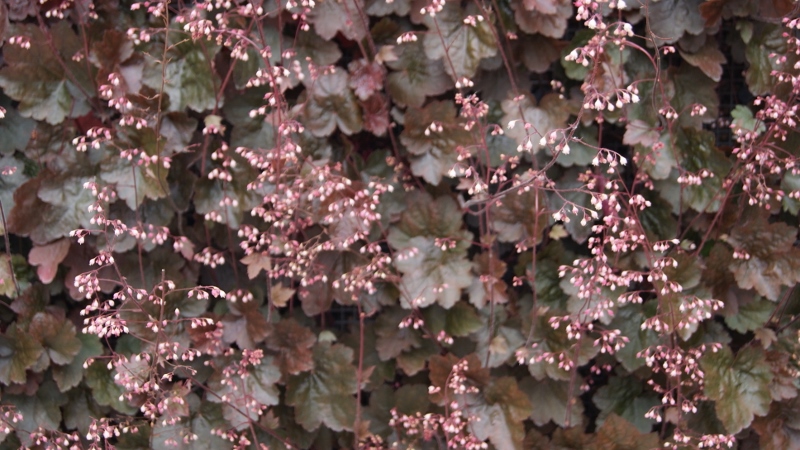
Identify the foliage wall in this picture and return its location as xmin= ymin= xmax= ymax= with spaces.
xmin=1 ymin=0 xmax=800 ymax=448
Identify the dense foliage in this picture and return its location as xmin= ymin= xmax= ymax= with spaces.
xmin=1 ymin=0 xmax=800 ymax=448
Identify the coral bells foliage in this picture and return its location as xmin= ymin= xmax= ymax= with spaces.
xmin=4 ymin=0 xmax=800 ymax=450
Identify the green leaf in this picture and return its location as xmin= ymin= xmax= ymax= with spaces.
xmin=473 ymin=312 xmax=525 ymax=368
xmin=85 ymin=360 xmax=137 ymax=414
xmin=188 ymin=401 xmax=230 ymax=449
xmin=625 ymin=79 xmax=660 ymax=125
xmin=0 ymin=22 xmax=91 ymax=124
xmin=655 ymin=129 xmax=731 ymax=213
xmin=208 ymin=356 xmax=281 ymax=429
xmin=235 ymin=24 xmax=341 ymax=90
xmin=396 ymin=339 xmax=439 ymax=376
xmin=555 ymin=127 xmax=599 ymax=168
xmin=727 ymin=213 xmax=800 ymax=300
xmin=782 ymin=170 xmax=800 ymax=214
xmin=609 ymin=304 xmax=660 ymax=371
xmin=635 ymin=132 xmax=677 ymax=181
xmin=142 ymin=40 xmax=221 ymax=112
xmin=561 ymin=30 xmax=593 ymax=80
xmin=27 ymin=311 xmax=82 ymax=365
xmin=593 ymin=375 xmax=659 ymax=433
xmin=701 ymin=345 xmax=773 ymax=434
xmin=520 ymin=377 xmax=583 ymax=427
xmin=152 ymin=399 xmax=229 ymax=450
xmin=685 ymin=319 xmax=733 ymax=348
xmin=731 ymin=104 xmax=765 ymax=136
xmin=223 ymin=88 xmax=276 ymax=150
xmin=290 ymin=30 xmax=344 ymax=88
xmin=364 ymin=384 xmax=429 ymax=438
xmin=563 ymin=279 xmax=617 ymax=325
xmin=0 ymin=156 xmax=30 ymax=235
xmin=386 ymin=40 xmax=451 ymax=107
xmin=639 ymin=194 xmax=678 ymax=242
xmin=62 ymin=387 xmax=105 ymax=435
xmin=663 ymin=251 xmax=704 ymax=291
xmin=623 ymin=119 xmax=659 ymax=148
xmin=527 ymin=241 xmax=570 ymax=310
xmin=502 ymin=93 xmax=569 ymax=154
xmin=525 ymin=311 xmax=599 ymax=381
xmin=646 ymin=0 xmax=706 ymax=45
xmin=286 ymin=342 xmax=358 ymax=431
xmin=193 ymin=163 xmax=264 ymax=228
xmin=99 ymin=128 xmax=169 ymax=209
xmin=0 ymin=323 xmax=43 ymax=385
xmin=303 ymin=70 xmax=363 ymax=137
xmin=388 ymin=193 xmax=474 ymax=308
xmin=115 ymin=424 xmax=153 ymax=450
xmin=8 ymin=172 xmax=96 ymax=244
xmin=6 ymin=380 xmax=67 ymax=446
xmin=677 ymin=128 xmax=732 ymax=197
xmin=669 ymin=65 xmax=719 ymax=129
xmin=550 ymin=174 xmax=595 ymax=244
xmin=52 ymin=333 xmax=103 ymax=392
xmin=744 ymin=23 xmax=787 ymax=95
xmin=231 ymin=24 xmax=281 ymax=89
xmin=724 ymin=296 xmax=774 ymax=333
xmin=469 ymin=377 xmax=532 ymax=450
xmin=445 ymin=301 xmax=484 ymax=337
xmin=422 ymin=2 xmax=498 ymax=80
xmin=392 ymin=235 xmax=473 ymax=309
xmin=737 ymin=20 xmax=754 ymax=43
xmin=591 ymin=413 xmax=660 ymax=450
xmin=399 ymin=100 xmax=472 ymax=185
xmin=0 ymin=95 xmax=35 ymax=156
xmin=151 ymin=385 xmax=192 ymax=448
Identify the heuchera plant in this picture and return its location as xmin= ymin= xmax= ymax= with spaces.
xmin=1 ymin=0 xmax=800 ymax=448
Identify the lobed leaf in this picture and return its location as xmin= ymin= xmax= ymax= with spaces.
xmin=701 ymin=345 xmax=773 ymax=434
xmin=0 ymin=323 xmax=43 ymax=385
xmin=286 ymin=342 xmax=358 ymax=432
xmin=0 ymin=22 xmax=91 ymax=124
xmin=422 ymin=2 xmax=498 ymax=81
xmin=303 ymin=70 xmax=363 ymax=137
xmin=209 ymin=357 xmax=281 ymax=429
xmin=727 ymin=212 xmax=800 ymax=300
